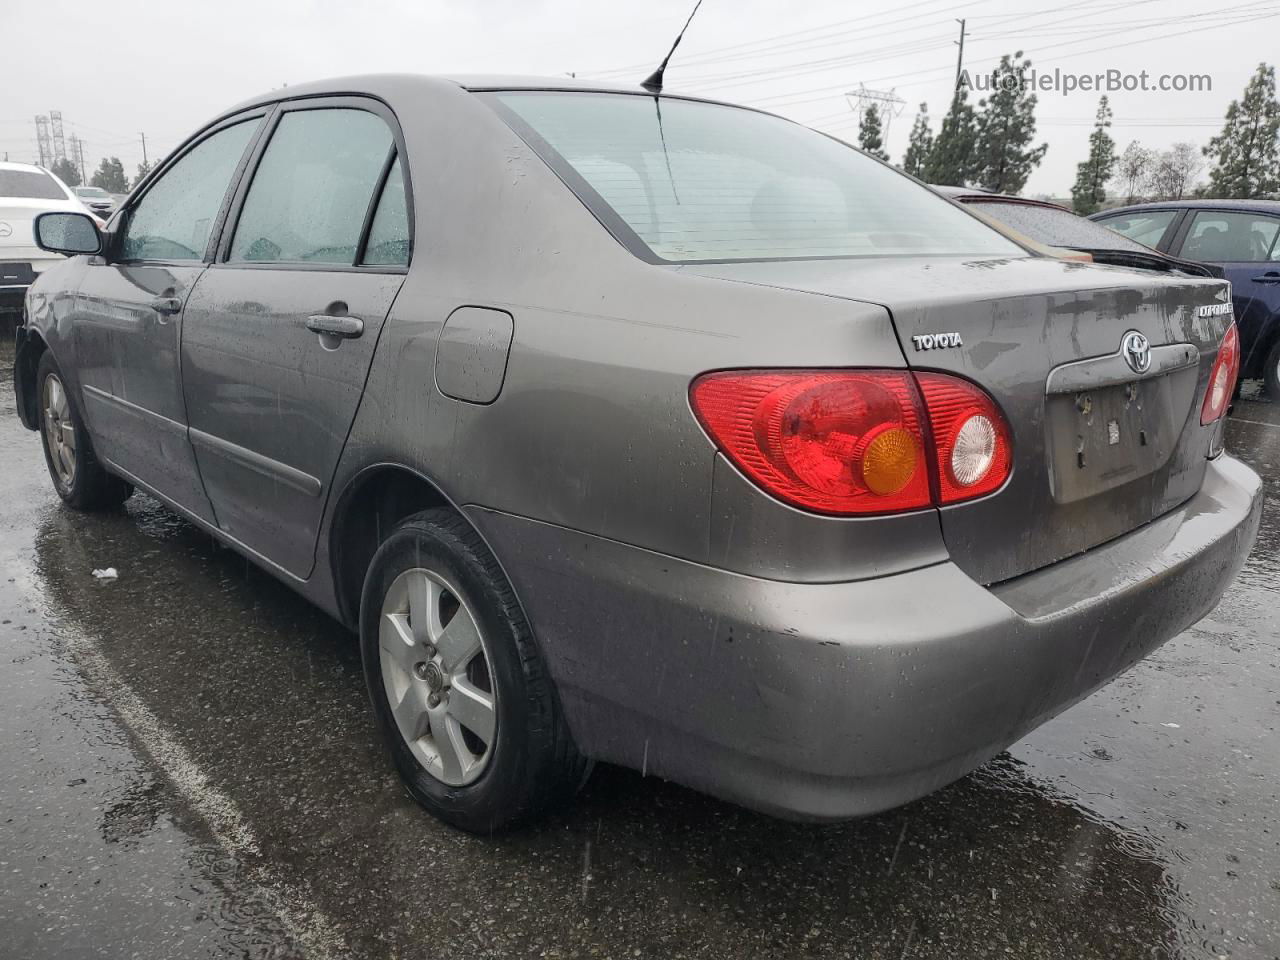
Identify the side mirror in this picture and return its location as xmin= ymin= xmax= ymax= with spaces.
xmin=34 ymin=211 xmax=102 ymax=256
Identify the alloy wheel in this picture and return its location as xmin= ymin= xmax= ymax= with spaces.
xmin=42 ymin=373 xmax=77 ymax=489
xmin=379 ymin=567 xmax=497 ymax=786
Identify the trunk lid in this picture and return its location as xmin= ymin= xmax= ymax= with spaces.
xmin=0 ymin=203 xmax=39 ymax=261
xmin=680 ymin=255 xmax=1233 ymax=584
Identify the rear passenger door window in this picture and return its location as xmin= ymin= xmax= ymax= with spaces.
xmin=229 ymin=109 xmax=393 ymax=264
xmin=361 ymin=155 xmax=410 ymax=266
xmin=1177 ymin=211 xmax=1280 ymax=263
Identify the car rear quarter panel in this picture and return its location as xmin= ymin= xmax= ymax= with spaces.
xmin=324 ymin=79 xmax=947 ymax=597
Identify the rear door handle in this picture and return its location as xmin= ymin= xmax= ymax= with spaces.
xmin=1251 ymin=273 xmax=1280 ymax=284
xmin=151 ymin=296 xmax=183 ymax=315
xmin=305 ymin=314 xmax=364 ymax=338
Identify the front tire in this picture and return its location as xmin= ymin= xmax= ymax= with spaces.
xmin=360 ymin=508 xmax=589 ymax=832
xmin=36 ymin=352 xmax=133 ymax=511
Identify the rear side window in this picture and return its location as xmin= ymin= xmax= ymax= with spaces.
xmin=122 ymin=119 xmax=258 ymax=261
xmin=0 ymin=168 xmax=67 ymax=200
xmin=230 ymin=108 xmax=393 ymax=264
xmin=1095 ymin=210 xmax=1177 ymax=247
xmin=491 ymin=92 xmax=1020 ymax=263
xmin=361 ymin=155 xmax=409 ymax=266
xmin=1180 ymin=211 xmax=1280 ymax=263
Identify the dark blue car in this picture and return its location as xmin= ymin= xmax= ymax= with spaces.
xmin=1091 ymin=200 xmax=1280 ymax=395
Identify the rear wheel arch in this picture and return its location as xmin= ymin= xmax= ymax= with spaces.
xmin=329 ymin=465 xmax=506 ymax=629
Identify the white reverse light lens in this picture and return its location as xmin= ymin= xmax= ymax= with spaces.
xmin=950 ymin=414 xmax=997 ymax=486
xmin=1208 ymin=366 xmax=1229 ymax=416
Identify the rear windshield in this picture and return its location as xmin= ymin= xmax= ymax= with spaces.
xmin=966 ymin=200 xmax=1152 ymax=254
xmin=491 ymin=92 xmax=1022 ymax=264
xmin=0 ymin=169 xmax=66 ymax=200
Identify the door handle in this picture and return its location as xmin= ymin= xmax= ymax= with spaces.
xmin=151 ymin=296 xmax=183 ymax=315
xmin=305 ymin=314 xmax=364 ymax=339
xmin=1251 ymin=273 xmax=1280 ymax=284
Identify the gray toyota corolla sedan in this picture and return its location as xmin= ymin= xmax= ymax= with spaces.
xmin=13 ymin=75 xmax=1262 ymax=832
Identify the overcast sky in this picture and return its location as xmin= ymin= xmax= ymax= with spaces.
xmin=3 ymin=0 xmax=1274 ymax=196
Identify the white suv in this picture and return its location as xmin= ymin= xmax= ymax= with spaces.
xmin=1 ymin=162 xmax=100 ymax=317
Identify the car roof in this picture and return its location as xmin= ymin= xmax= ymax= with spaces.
xmin=224 ymin=73 xmax=736 ymax=115
xmin=0 ymin=160 xmax=52 ymax=173
xmin=1098 ymin=198 xmax=1280 ymax=215
xmin=213 ymin=73 xmax=784 ymax=140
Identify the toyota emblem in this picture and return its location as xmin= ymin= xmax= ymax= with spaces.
xmin=1122 ymin=331 xmax=1152 ymax=374
xmin=0 ymin=221 xmax=12 ymax=239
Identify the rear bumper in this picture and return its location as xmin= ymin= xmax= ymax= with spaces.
xmin=468 ymin=454 xmax=1262 ymax=821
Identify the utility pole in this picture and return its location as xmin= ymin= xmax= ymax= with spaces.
xmin=953 ymin=18 xmax=967 ymax=96
xmin=139 ymin=132 xmax=148 ymax=169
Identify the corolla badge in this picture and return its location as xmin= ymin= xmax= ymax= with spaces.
xmin=1122 ymin=330 xmax=1152 ymax=374
xmin=0 ymin=221 xmax=12 ymax=238
xmin=1197 ymin=302 xmax=1233 ymax=318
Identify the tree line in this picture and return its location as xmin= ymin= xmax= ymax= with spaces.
xmin=48 ymin=155 xmax=153 ymax=194
xmin=857 ymin=56 xmax=1280 ymax=213
xmin=1069 ymin=63 xmax=1279 ymax=213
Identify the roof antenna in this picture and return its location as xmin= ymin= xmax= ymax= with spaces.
xmin=641 ymin=0 xmax=705 ymax=93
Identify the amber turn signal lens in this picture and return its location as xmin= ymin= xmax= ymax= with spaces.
xmin=859 ymin=425 xmax=919 ymax=495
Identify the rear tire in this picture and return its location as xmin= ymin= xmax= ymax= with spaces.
xmin=36 ymin=352 xmax=133 ymax=511
xmin=360 ymin=508 xmax=589 ymax=832
xmin=1263 ymin=339 xmax=1280 ymax=401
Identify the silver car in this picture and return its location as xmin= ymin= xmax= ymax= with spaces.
xmin=14 ymin=75 xmax=1261 ymax=832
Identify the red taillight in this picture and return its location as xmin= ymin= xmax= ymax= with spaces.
xmin=1200 ymin=323 xmax=1240 ymax=425
xmin=690 ymin=369 xmax=1012 ymax=516
xmin=916 ymin=373 xmax=1014 ymax=503
xmin=690 ymin=371 xmax=931 ymax=514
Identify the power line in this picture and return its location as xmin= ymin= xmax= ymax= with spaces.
xmin=743 ymin=2 xmax=1269 ymax=110
xmin=581 ymin=0 xmax=977 ymax=77
xmin=679 ymin=0 xmax=1166 ymax=101
xmin=632 ymin=0 xmax=1141 ymax=89
xmin=646 ymin=3 xmax=997 ymax=77
xmin=747 ymin=0 xmax=1173 ymax=105
xmin=649 ymin=0 xmax=1126 ymax=91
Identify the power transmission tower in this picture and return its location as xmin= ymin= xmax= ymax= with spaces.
xmin=34 ymin=116 xmax=52 ymax=167
xmin=845 ymin=85 xmax=907 ymax=145
xmin=954 ymin=19 xmax=967 ymax=93
xmin=71 ymin=136 xmax=87 ymax=183
xmin=50 ymin=110 xmax=67 ymax=164
xmin=139 ymin=132 xmax=148 ymax=168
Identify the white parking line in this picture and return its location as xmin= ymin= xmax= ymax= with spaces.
xmin=58 ymin=619 xmax=349 ymax=960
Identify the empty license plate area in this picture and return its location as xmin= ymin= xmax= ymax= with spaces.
xmin=1045 ymin=376 xmax=1180 ymax=503
xmin=0 ymin=263 xmax=36 ymax=286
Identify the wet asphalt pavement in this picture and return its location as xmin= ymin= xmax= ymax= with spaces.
xmin=0 ymin=344 xmax=1277 ymax=960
